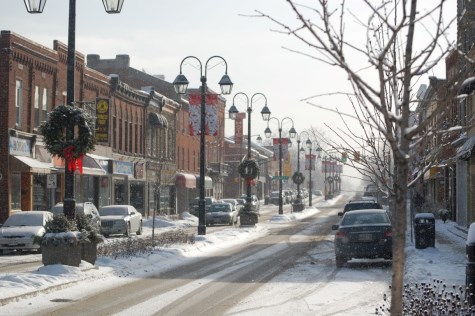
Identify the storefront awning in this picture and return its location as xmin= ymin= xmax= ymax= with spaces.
xmin=10 ymin=155 xmax=53 ymax=174
xmin=176 ymin=173 xmax=196 ymax=188
xmin=196 ymin=175 xmax=213 ymax=189
xmin=456 ymin=135 xmax=475 ymax=161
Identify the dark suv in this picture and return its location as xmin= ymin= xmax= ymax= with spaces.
xmin=339 ymin=200 xmax=383 ymax=216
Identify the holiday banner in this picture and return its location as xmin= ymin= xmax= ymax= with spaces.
xmin=305 ymin=154 xmax=316 ymax=171
xmin=188 ymin=93 xmax=218 ymax=136
xmin=272 ymin=138 xmax=289 ymax=160
xmin=234 ymin=112 xmax=246 ymax=144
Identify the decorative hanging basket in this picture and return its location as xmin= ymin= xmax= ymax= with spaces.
xmin=238 ymin=159 xmax=259 ymax=180
xmin=39 ymin=104 xmax=96 ymax=173
xmin=292 ymin=172 xmax=305 ymax=185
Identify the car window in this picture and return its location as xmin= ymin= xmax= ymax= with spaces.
xmin=99 ymin=207 xmax=128 ymax=216
xmin=342 ymin=212 xmax=389 ymax=225
xmin=210 ymin=204 xmax=230 ymax=212
xmin=4 ymin=213 xmax=45 ymax=227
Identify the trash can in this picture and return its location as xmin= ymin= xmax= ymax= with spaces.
xmin=264 ymin=196 xmax=269 ymax=205
xmin=414 ymin=213 xmax=435 ymax=249
xmin=466 ymin=222 xmax=475 ymax=306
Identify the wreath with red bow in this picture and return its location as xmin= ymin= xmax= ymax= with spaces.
xmin=40 ymin=104 xmax=96 ymax=173
xmin=238 ymin=159 xmax=259 ymax=180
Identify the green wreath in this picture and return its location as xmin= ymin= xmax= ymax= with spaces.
xmin=238 ymin=159 xmax=259 ymax=179
xmin=39 ymin=104 xmax=96 ymax=159
xmin=292 ymin=172 xmax=305 ymax=185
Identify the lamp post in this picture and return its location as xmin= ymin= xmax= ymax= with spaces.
xmin=23 ymin=0 xmax=125 ymax=219
xmin=263 ymin=116 xmax=297 ymax=215
xmin=293 ymin=131 xmax=310 ymax=211
xmin=228 ymin=92 xmax=267 ymax=208
xmin=173 ymin=56 xmax=233 ymax=235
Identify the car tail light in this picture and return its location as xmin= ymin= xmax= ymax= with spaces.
xmin=335 ymin=230 xmax=349 ymax=243
xmin=383 ymin=228 xmax=392 ymax=238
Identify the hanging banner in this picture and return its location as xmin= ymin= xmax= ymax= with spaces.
xmin=188 ymin=93 xmax=218 ymax=136
xmin=305 ymin=154 xmax=316 ymax=171
xmin=234 ymin=112 xmax=246 ymax=144
xmin=95 ymin=98 xmax=110 ymax=144
xmin=272 ymin=138 xmax=289 ymax=160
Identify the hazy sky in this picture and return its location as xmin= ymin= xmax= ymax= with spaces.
xmin=2 ymin=0 xmax=457 ymax=190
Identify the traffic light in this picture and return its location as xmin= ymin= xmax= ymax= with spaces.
xmin=354 ymin=151 xmax=360 ymax=162
xmin=341 ymin=152 xmax=347 ymax=162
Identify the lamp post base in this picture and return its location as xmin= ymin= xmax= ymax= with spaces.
xmin=292 ymin=198 xmax=305 ymax=212
xmin=198 ymin=225 xmax=206 ymax=235
xmin=240 ymin=204 xmax=259 ymax=226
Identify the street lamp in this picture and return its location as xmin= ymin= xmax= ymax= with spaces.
xmin=293 ymin=131 xmax=310 ymax=211
xmin=303 ymin=139 xmax=322 ymax=207
xmin=263 ymin=116 xmax=297 ymax=215
xmin=228 ymin=92 xmax=268 ymax=210
xmin=23 ymin=0 xmax=125 ymax=219
xmin=173 ymin=56 xmax=233 ymax=235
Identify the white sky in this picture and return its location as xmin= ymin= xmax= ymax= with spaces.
xmin=0 ymin=197 xmax=467 ymax=315
xmin=1 ymin=0 xmax=458 ymax=140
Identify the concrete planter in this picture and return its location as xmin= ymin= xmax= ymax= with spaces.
xmin=81 ymin=242 xmax=98 ymax=265
xmin=240 ymin=212 xmax=258 ymax=226
xmin=42 ymin=243 xmax=81 ymax=267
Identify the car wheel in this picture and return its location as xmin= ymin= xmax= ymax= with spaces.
xmin=136 ymin=221 xmax=143 ymax=235
xmin=335 ymin=256 xmax=347 ymax=267
xmin=125 ymin=222 xmax=131 ymax=237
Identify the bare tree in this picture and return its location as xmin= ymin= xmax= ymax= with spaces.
xmin=255 ymin=1 xmax=455 ymax=314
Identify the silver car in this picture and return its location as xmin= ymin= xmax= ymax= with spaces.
xmin=206 ymin=203 xmax=238 ymax=226
xmin=99 ymin=205 xmax=143 ymax=237
xmin=0 ymin=211 xmax=53 ymax=254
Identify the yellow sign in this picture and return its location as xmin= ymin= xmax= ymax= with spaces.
xmin=95 ymin=98 xmax=110 ymax=143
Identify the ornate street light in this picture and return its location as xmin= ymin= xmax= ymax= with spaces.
xmin=173 ymin=56 xmax=233 ymax=235
xmin=293 ymin=131 xmax=310 ymax=211
xmin=228 ymin=92 xmax=268 ymax=225
xmin=264 ymin=116 xmax=297 ymax=215
xmin=23 ymin=0 xmax=124 ymax=219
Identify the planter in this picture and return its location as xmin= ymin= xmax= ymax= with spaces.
xmin=42 ymin=243 xmax=81 ymax=267
xmin=240 ymin=212 xmax=258 ymax=226
xmin=81 ymin=242 xmax=98 ymax=265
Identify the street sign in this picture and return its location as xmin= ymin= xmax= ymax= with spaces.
xmin=272 ymin=176 xmax=289 ymax=180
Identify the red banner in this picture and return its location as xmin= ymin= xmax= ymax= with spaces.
xmin=272 ymin=138 xmax=289 ymax=160
xmin=188 ymin=93 xmax=218 ymax=136
xmin=234 ymin=112 xmax=246 ymax=144
xmin=305 ymin=154 xmax=316 ymax=171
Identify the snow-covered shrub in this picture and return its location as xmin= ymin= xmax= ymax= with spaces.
xmin=376 ymin=280 xmax=475 ymax=315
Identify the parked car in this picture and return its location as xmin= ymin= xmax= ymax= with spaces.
xmin=283 ymin=190 xmax=294 ymax=204
xmin=240 ymin=194 xmax=260 ymax=211
xmin=235 ymin=198 xmax=246 ymax=212
xmin=189 ymin=197 xmax=217 ymax=216
xmin=0 ymin=211 xmax=53 ymax=254
xmin=269 ymin=191 xmax=284 ymax=205
xmin=332 ymin=209 xmax=392 ymax=267
xmin=51 ymin=202 xmax=101 ymax=231
xmin=313 ymin=190 xmax=323 ymax=196
xmin=206 ymin=202 xmax=238 ymax=226
xmin=219 ymin=199 xmax=240 ymax=213
xmin=99 ymin=205 xmax=143 ymax=237
xmin=339 ymin=200 xmax=383 ymax=216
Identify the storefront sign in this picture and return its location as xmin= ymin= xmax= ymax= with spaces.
xmin=112 ymin=160 xmax=134 ymax=176
xmin=9 ymin=136 xmax=31 ymax=156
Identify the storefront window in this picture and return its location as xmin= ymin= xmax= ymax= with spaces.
xmin=114 ymin=178 xmax=127 ymax=204
xmin=130 ymin=181 xmax=144 ymax=215
xmin=99 ymin=176 xmax=111 ymax=208
xmin=11 ymin=173 xmax=21 ymax=210
xmin=33 ymin=174 xmax=48 ymax=211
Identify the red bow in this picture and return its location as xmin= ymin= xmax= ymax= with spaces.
xmin=63 ymin=146 xmax=84 ymax=174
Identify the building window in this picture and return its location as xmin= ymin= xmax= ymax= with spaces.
xmin=113 ymin=104 xmax=117 ymax=149
xmin=34 ymin=86 xmax=40 ymax=128
xmin=42 ymin=88 xmax=48 ymax=124
xmin=15 ymin=80 xmax=23 ymax=126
